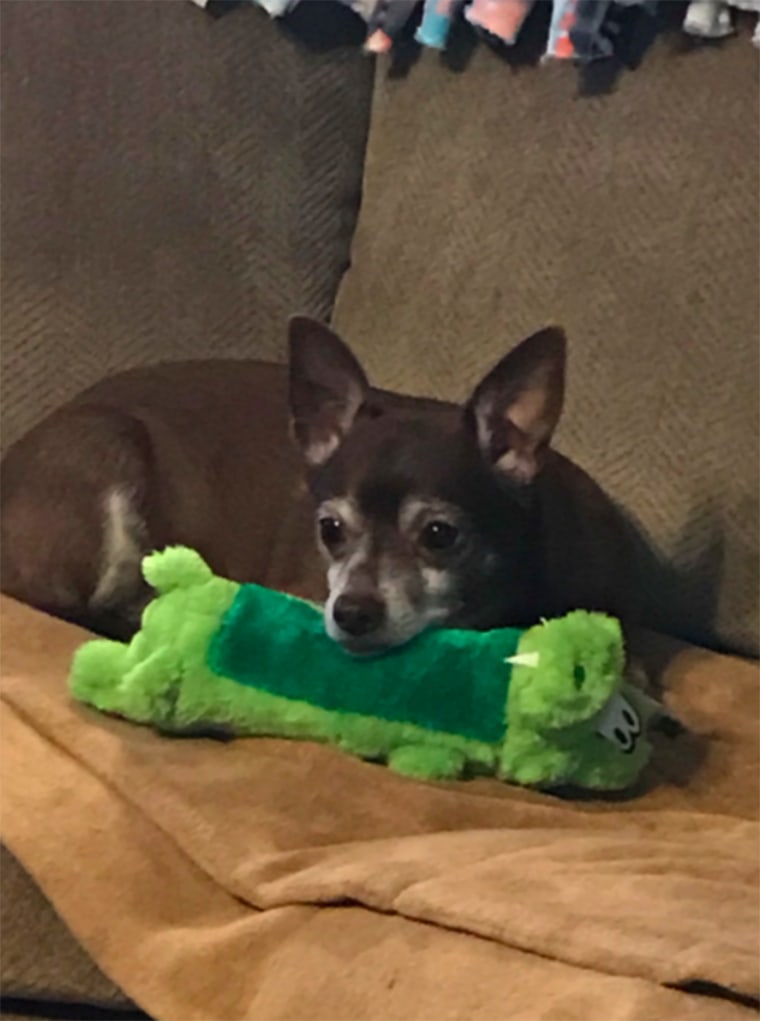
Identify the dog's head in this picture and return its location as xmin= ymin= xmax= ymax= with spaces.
xmin=288 ymin=317 xmax=566 ymax=653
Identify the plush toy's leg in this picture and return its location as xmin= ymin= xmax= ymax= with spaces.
xmin=116 ymin=648 xmax=183 ymax=725
xmin=70 ymin=639 xmax=131 ymax=706
xmin=388 ymin=745 xmax=466 ymax=780
xmin=71 ymin=640 xmax=181 ymax=726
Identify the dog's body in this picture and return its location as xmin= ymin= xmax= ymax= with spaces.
xmin=1 ymin=319 xmax=638 ymax=650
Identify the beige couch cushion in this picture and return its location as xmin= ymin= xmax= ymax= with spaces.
xmin=0 ymin=844 xmax=133 ymax=1011
xmin=334 ymin=35 xmax=758 ymax=656
xmin=0 ymin=0 xmax=372 ymax=449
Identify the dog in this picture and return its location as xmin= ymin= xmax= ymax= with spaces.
xmin=1 ymin=316 xmax=639 ymax=654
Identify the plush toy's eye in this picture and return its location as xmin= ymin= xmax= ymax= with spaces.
xmin=420 ymin=520 xmax=459 ymax=552
xmin=613 ymin=727 xmax=634 ymax=752
xmin=319 ymin=517 xmax=345 ymax=549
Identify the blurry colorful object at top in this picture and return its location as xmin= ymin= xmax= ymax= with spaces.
xmin=236 ymin=0 xmax=760 ymax=58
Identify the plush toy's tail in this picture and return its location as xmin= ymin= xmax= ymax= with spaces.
xmin=142 ymin=546 xmax=214 ymax=595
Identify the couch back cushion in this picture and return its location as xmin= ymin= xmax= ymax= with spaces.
xmin=334 ymin=35 xmax=758 ymax=656
xmin=1 ymin=0 xmax=372 ymax=448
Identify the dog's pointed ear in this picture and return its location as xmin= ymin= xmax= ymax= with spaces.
xmin=288 ymin=316 xmax=370 ymax=466
xmin=464 ymin=326 xmax=566 ymax=483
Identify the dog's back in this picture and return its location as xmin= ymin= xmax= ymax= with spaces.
xmin=1 ymin=321 xmax=638 ymax=643
xmin=1 ymin=359 xmax=325 ymax=635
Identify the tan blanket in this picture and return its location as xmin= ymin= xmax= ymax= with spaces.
xmin=1 ymin=595 xmax=758 ymax=1020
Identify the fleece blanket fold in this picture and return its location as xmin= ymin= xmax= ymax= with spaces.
xmin=1 ymin=595 xmax=758 ymax=1020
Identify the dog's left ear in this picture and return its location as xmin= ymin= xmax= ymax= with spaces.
xmin=464 ymin=326 xmax=566 ymax=483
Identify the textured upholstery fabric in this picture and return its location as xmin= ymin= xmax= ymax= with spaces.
xmin=0 ymin=0 xmax=372 ymax=448
xmin=0 ymin=845 xmax=133 ymax=1010
xmin=334 ymin=34 xmax=759 ymax=656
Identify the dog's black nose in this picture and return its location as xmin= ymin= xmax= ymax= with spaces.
xmin=333 ymin=594 xmax=385 ymax=637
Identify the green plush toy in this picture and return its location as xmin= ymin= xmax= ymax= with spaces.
xmin=69 ymin=546 xmax=663 ymax=791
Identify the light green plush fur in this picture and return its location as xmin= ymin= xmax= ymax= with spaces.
xmin=503 ymin=614 xmax=652 ymax=789
xmin=70 ymin=547 xmax=656 ymax=789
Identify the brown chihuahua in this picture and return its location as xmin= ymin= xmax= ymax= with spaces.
xmin=1 ymin=317 xmax=637 ymax=653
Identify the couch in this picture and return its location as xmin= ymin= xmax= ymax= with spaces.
xmin=1 ymin=2 xmax=757 ymax=1019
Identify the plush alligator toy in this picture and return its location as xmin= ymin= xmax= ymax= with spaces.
xmin=69 ymin=546 xmax=665 ymax=790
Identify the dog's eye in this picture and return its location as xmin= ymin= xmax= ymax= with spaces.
xmin=420 ymin=520 xmax=459 ymax=552
xmin=319 ymin=516 xmax=345 ymax=549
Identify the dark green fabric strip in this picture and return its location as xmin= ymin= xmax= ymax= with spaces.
xmin=208 ymin=583 xmax=519 ymax=743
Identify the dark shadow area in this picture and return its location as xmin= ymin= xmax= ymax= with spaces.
xmin=656 ymin=0 xmax=691 ymax=33
xmin=439 ymin=13 xmax=480 ymax=73
xmin=155 ymin=722 xmax=236 ymax=742
xmin=637 ymin=723 xmax=711 ymax=794
xmin=667 ymin=980 xmax=760 ymax=1012
xmin=0 ymin=998 xmax=150 ymax=1021
xmin=204 ymin=0 xmax=244 ymax=19
xmin=200 ymin=0 xmax=370 ymax=48
xmin=624 ymin=491 xmax=759 ymax=660
xmin=547 ymin=722 xmax=708 ymax=803
xmin=577 ymin=1 xmax=661 ymax=96
xmin=279 ymin=0 xmax=368 ymax=51
xmin=387 ymin=32 xmax=424 ymax=80
xmin=577 ymin=56 xmax=624 ymax=96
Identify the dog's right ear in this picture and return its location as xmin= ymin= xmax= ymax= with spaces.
xmin=288 ymin=316 xmax=370 ymax=467
xmin=464 ymin=326 xmax=567 ymax=484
